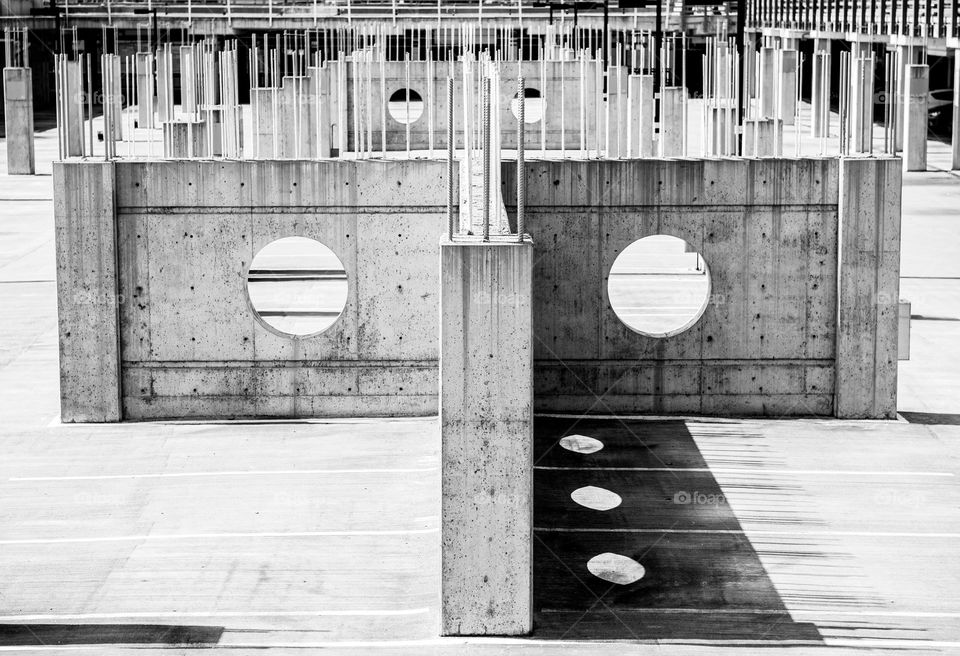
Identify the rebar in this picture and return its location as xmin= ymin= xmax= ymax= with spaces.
xmin=447 ymin=77 xmax=455 ymax=241
xmin=516 ymin=77 xmax=525 ymax=242
xmin=482 ymin=76 xmax=490 ymax=242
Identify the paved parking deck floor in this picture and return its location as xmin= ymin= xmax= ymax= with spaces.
xmin=1 ymin=112 xmax=959 ymax=653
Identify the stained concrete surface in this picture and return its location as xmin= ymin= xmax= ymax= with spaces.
xmin=1 ymin=114 xmax=960 ymax=653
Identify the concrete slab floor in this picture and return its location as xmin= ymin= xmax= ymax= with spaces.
xmin=1 ymin=117 xmax=959 ymax=653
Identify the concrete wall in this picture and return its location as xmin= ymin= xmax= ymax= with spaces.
xmin=55 ymin=159 xmax=453 ymax=420
xmin=55 ymin=157 xmax=901 ymax=421
xmin=500 ymin=157 xmax=902 ymax=418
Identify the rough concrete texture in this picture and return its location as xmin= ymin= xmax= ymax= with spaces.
xmin=440 ymin=238 xmax=533 ymax=636
xmin=501 ymin=157 xmax=899 ymax=417
xmin=835 ymin=157 xmax=902 ymax=419
xmin=903 ymin=64 xmax=928 ymax=171
xmin=658 ymin=87 xmax=685 ymax=157
xmin=53 ymin=162 xmax=121 ymax=421
xmin=55 ymin=159 xmax=455 ymax=420
xmin=63 ymin=60 xmax=84 ymax=157
xmin=3 ymin=67 xmax=35 ymax=174
xmin=743 ymin=118 xmax=782 ymax=156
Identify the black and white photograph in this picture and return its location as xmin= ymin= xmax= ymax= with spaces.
xmin=1 ymin=0 xmax=959 ymax=653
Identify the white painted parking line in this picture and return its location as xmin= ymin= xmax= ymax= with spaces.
xmin=535 ymin=466 xmax=954 ymax=477
xmin=11 ymin=467 xmax=439 ymax=482
xmin=0 ymin=528 xmax=439 ymax=546
xmin=534 ymin=528 xmax=960 ymax=538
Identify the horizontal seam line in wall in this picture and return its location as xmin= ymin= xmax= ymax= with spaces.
xmin=534 ymin=359 xmax=835 ymax=366
xmin=121 ymin=360 xmax=438 ymax=368
xmin=502 ymin=204 xmax=839 ymax=212
xmin=116 ymin=206 xmax=447 ymax=214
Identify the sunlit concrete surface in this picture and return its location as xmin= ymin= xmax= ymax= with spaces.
xmin=2 ymin=118 xmax=960 ymax=653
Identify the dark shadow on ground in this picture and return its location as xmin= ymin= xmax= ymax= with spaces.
xmin=533 ymin=417 xmax=823 ymax=643
xmin=0 ymin=624 xmax=224 ymax=646
xmin=900 ymin=411 xmax=960 ymax=426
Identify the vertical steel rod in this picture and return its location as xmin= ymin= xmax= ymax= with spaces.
xmin=517 ymin=76 xmax=525 ymax=242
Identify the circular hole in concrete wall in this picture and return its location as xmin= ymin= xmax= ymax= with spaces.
xmin=607 ymin=235 xmax=711 ymax=338
xmin=510 ymin=87 xmax=544 ymax=123
xmin=387 ymin=88 xmax=424 ymax=124
xmin=247 ymin=236 xmax=347 ymax=337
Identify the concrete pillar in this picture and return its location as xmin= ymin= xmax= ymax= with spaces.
xmin=811 ymin=39 xmax=831 ymax=138
xmin=895 ymin=46 xmax=925 ymax=151
xmin=707 ymin=104 xmax=737 ymax=156
xmin=742 ymin=118 xmax=783 ymax=156
xmin=630 ymin=73 xmax=654 ymax=157
xmin=903 ymin=64 xmax=928 ymax=172
xmin=156 ymin=48 xmax=174 ymax=123
xmin=63 ymin=60 xmax=84 ymax=157
xmin=162 ymin=119 xmax=206 ymax=157
xmin=952 ymin=50 xmax=960 ymax=170
xmin=53 ymin=162 xmax=122 ymax=422
xmin=759 ymin=47 xmax=777 ymax=118
xmin=440 ymin=237 xmax=533 ymax=636
xmin=835 ymin=158 xmax=901 ymax=419
xmin=3 ymin=67 xmax=35 ymax=174
xmin=852 ymin=55 xmax=875 ymax=153
xmin=136 ymin=52 xmax=155 ymax=129
xmin=180 ymin=46 xmax=198 ymax=116
xmin=779 ymin=49 xmax=798 ymax=126
xmin=658 ymin=86 xmax=685 ymax=157
xmin=106 ymin=56 xmax=123 ymax=140
xmin=605 ymin=66 xmax=625 ymax=158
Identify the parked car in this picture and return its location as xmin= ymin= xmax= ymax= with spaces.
xmin=928 ymin=88 xmax=953 ymax=132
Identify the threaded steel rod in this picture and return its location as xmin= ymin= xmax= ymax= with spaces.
xmin=517 ymin=77 xmax=525 ymax=242
xmin=447 ymin=77 xmax=455 ymax=241
xmin=482 ymin=76 xmax=490 ymax=242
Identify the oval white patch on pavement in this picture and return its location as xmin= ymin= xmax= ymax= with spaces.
xmin=586 ymin=552 xmax=646 ymax=585
xmin=570 ymin=486 xmax=622 ymax=511
xmin=559 ymin=435 xmax=604 ymax=454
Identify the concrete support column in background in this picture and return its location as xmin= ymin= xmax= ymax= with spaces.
xmin=3 ymin=67 xmax=35 ymax=174
xmin=903 ymin=64 xmax=929 ymax=171
xmin=852 ymin=55 xmax=875 ymax=153
xmin=63 ymin=60 xmax=84 ymax=157
xmin=630 ymin=73 xmax=654 ymax=157
xmin=136 ymin=52 xmax=155 ymax=129
xmin=743 ymin=117 xmax=782 ymax=156
xmin=759 ymin=47 xmax=777 ymax=118
xmin=707 ymin=104 xmax=737 ymax=156
xmin=811 ymin=39 xmax=831 ymax=138
xmin=779 ymin=49 xmax=798 ymax=125
xmin=836 ymin=158 xmax=902 ymax=419
xmin=440 ymin=237 xmax=533 ymax=636
xmin=658 ymin=86 xmax=685 ymax=157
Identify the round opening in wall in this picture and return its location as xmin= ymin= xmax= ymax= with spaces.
xmin=387 ymin=88 xmax=424 ymax=124
xmin=607 ymin=235 xmax=711 ymax=338
xmin=510 ymin=87 xmax=544 ymax=124
xmin=247 ymin=236 xmax=347 ymax=337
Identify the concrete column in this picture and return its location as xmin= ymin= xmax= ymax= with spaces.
xmin=53 ymin=162 xmax=122 ymax=422
xmin=707 ymin=104 xmax=737 ymax=156
xmin=759 ymin=46 xmax=777 ymax=118
xmin=779 ymin=49 xmax=798 ymax=125
xmin=658 ymin=86 xmax=684 ymax=157
xmin=903 ymin=64 xmax=929 ymax=172
xmin=136 ymin=52 xmax=155 ymax=129
xmin=952 ymin=49 xmax=960 ymax=170
xmin=107 ymin=56 xmax=123 ymax=139
xmin=634 ymin=74 xmax=654 ymax=157
xmin=63 ymin=60 xmax=84 ymax=157
xmin=440 ymin=237 xmax=533 ymax=636
xmin=811 ymin=39 xmax=831 ymax=138
xmin=895 ymin=45 xmax=925 ymax=151
xmin=180 ymin=46 xmax=197 ymax=116
xmin=742 ymin=118 xmax=782 ymax=156
xmin=852 ymin=55 xmax=875 ymax=153
xmin=156 ymin=48 xmax=174 ymax=123
xmin=605 ymin=66 xmax=624 ymax=158
xmin=835 ymin=158 xmax=901 ymax=419
xmin=3 ymin=67 xmax=35 ymax=174
xmin=162 ymin=119 xmax=206 ymax=157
